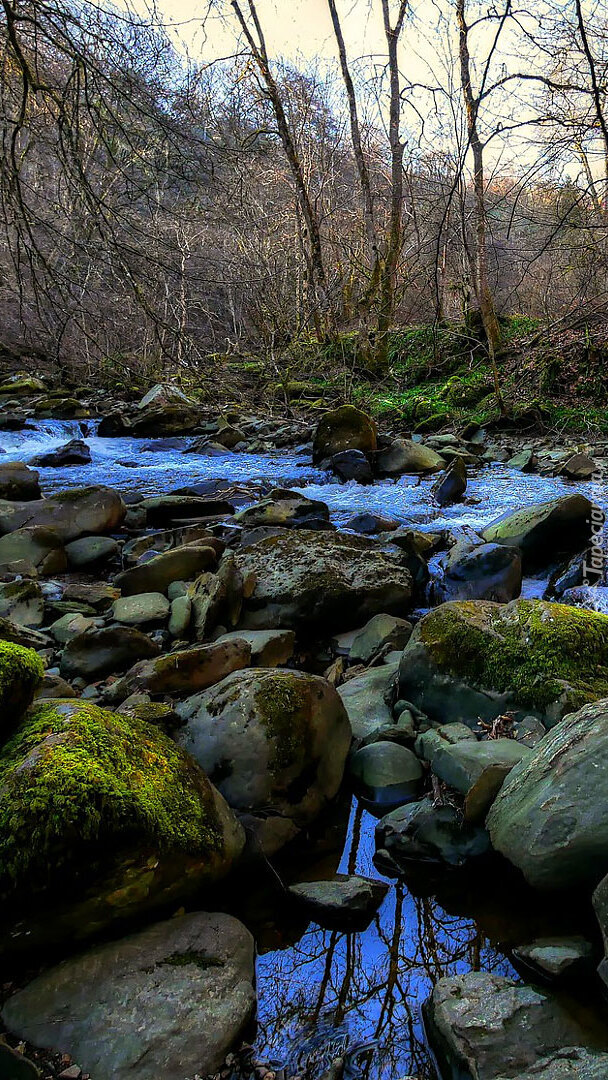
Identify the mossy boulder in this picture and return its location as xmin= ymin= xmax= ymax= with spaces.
xmin=0 ymin=486 xmax=126 ymax=542
xmin=312 ymin=405 xmax=377 ymax=464
xmin=482 ymin=494 xmax=594 ymax=569
xmin=0 ymin=701 xmax=245 ymax=935
xmin=0 ymin=640 xmax=43 ymax=739
xmin=176 ymin=668 xmax=352 ymax=854
xmin=398 ymin=599 xmax=608 ymax=728
xmin=487 ymin=698 xmax=608 ymax=890
xmin=235 ymin=529 xmax=413 ymax=633
xmin=34 ymin=396 xmax=90 ymax=418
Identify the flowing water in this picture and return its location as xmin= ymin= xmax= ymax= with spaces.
xmin=3 ymin=419 xmax=608 ymax=1079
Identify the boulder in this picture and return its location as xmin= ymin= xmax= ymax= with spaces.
xmin=137 ymin=383 xmax=192 ymax=410
xmin=375 ymin=797 xmax=491 ymax=870
xmin=189 ymin=553 xmax=243 ymax=640
xmin=104 ymin=639 xmax=251 ymax=703
xmin=0 ymin=525 xmax=66 ymax=575
xmin=593 ymin=873 xmax=608 ymax=989
xmin=560 ymin=452 xmax=596 ymax=480
xmin=349 ymin=742 xmax=423 ymax=811
xmin=330 ymin=449 xmax=373 ymax=483
xmin=130 ymin=404 xmax=203 ymax=437
xmin=0 ymin=1043 xmax=40 ymax=1078
xmin=2 ymin=912 xmax=255 ymax=1080
xmin=35 ymin=396 xmax=89 ymax=419
xmin=175 ymin=668 xmax=351 ymax=854
xmin=0 ymin=580 xmax=44 ymax=627
xmin=337 ymin=660 xmax=399 ymax=743
xmin=0 ymin=701 xmax=245 ymax=925
xmin=236 ymin=530 xmax=412 ymax=633
xmin=123 ymin=524 xmax=224 ymax=565
xmin=312 ymin=405 xmax=377 ymax=464
xmin=112 ymin=593 xmax=170 ymax=626
xmin=139 ymin=495 xmax=233 ymax=526
xmin=60 ymin=626 xmax=160 ymax=681
xmin=350 ymin=614 xmax=412 ymax=663
xmin=0 ymin=617 xmax=48 ymax=650
xmin=436 ymin=541 xmax=522 ymax=604
xmin=482 ymin=494 xmax=594 ymax=569
xmin=507 ymin=448 xmax=537 ymax=472
xmin=114 ymin=545 xmax=217 ymax=597
xmin=346 ymin=512 xmax=400 ymax=535
xmin=425 ymin=971 xmax=592 ymax=1080
xmin=430 ymin=738 xmax=531 ymax=821
xmin=65 ymin=535 xmax=120 ymax=568
xmin=234 ymin=491 xmax=329 ymax=530
xmin=29 ymin=439 xmax=91 ymax=468
xmin=376 ymin=438 xmax=444 ymax=476
xmin=398 ymin=599 xmax=608 ymax=729
xmin=0 ymin=374 xmax=45 ymax=396
xmin=0 ymin=486 xmax=126 ymax=542
xmin=288 ymin=874 xmax=388 ymax=928
xmin=0 ymin=640 xmax=43 ymax=738
xmin=215 ymin=628 xmax=295 ymax=667
xmin=49 ymin=612 xmax=97 ymax=643
xmin=432 ymin=457 xmax=467 ymax=507
xmin=0 ymin=462 xmax=40 ymax=501
xmin=487 ymin=698 xmax=608 ymax=890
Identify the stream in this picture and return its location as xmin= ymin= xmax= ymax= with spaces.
xmin=3 ymin=418 xmax=608 ymax=1080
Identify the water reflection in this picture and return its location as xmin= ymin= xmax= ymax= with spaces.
xmin=254 ymin=801 xmax=516 ymax=1080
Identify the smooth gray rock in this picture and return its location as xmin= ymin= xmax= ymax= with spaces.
xmin=488 ymin=699 xmax=608 ymax=890
xmin=115 ymin=545 xmax=217 ymax=597
xmin=376 ymin=797 xmax=491 ymax=869
xmin=513 ymin=937 xmax=593 ymax=980
xmin=436 ymin=541 xmax=522 ymax=603
xmin=349 ymin=742 xmax=423 ymax=810
xmin=0 ymin=486 xmax=125 ymax=542
xmin=1 ymin=913 xmax=255 ymax=1080
xmin=65 ymin=535 xmax=120 ymax=568
xmin=377 ymin=438 xmax=444 ymax=476
xmin=0 ymin=580 xmax=44 ymax=627
xmin=112 ymin=593 xmax=170 ymax=626
xmin=60 ymin=625 xmax=160 ymax=681
xmin=288 ymin=874 xmax=388 ymax=927
xmin=482 ymin=494 xmax=594 ymax=569
xmin=215 ymin=628 xmax=295 ymax=667
xmin=338 ymin=660 xmax=399 ymax=742
xmin=350 ymin=614 xmax=412 ymax=664
xmin=431 ymin=738 xmax=531 ymax=822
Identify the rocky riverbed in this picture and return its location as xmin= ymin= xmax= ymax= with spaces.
xmin=1 ymin=376 xmax=608 ymax=1080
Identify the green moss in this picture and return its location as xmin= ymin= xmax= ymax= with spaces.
xmin=0 ymin=640 xmax=44 ymax=732
xmin=419 ymin=599 xmax=608 ymax=712
xmin=253 ymin=672 xmax=313 ymax=772
xmin=0 ymin=700 xmax=224 ymax=897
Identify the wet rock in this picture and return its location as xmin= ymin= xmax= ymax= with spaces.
xmin=288 ymin=874 xmax=388 ymax=928
xmin=215 ymin=628 xmax=296 ymax=667
xmin=414 ymin=723 xmax=476 ymax=763
xmin=337 ymin=660 xmax=399 ymax=743
xmin=0 ymin=525 xmax=66 ymax=576
xmin=349 ymin=742 xmax=423 ymax=811
xmin=350 ymin=613 xmax=412 ymax=663
xmin=430 ymin=738 xmax=531 ymax=821
xmin=559 ymin=452 xmax=596 ymax=480
xmin=123 ymin=524 xmax=224 ymax=565
xmin=215 ymin=421 xmax=247 ymax=449
xmin=0 ymin=486 xmax=126 ymax=542
xmin=0 ymin=701 xmax=245 ymax=929
xmin=513 ymin=937 xmax=593 ymax=981
xmin=488 ymin=698 xmax=608 ymax=890
xmin=481 ymin=494 xmax=594 ymax=569
xmin=330 ymin=449 xmax=373 ymax=483
xmin=507 ymin=448 xmax=537 ymax=472
xmin=0 ymin=580 xmax=44 ymax=627
xmin=112 ymin=593 xmax=170 ymax=626
xmin=176 ymin=668 xmax=351 ymax=854
xmin=65 ymin=535 xmax=120 ymax=569
xmin=425 ymin=971 xmax=591 ymax=1080
xmin=115 ymin=545 xmax=218 ymax=596
xmin=0 ymin=462 xmax=40 ymax=501
xmin=345 ymin=512 xmax=400 ymax=535
xmin=168 ymin=594 xmax=192 ymax=637
xmin=432 ymin=457 xmax=467 ymax=507
xmin=130 ymin=404 xmax=203 ymax=437
xmin=34 ymin=396 xmax=89 ymax=419
xmin=2 ymin=911 xmax=254 ymax=1080
xmin=398 ymin=599 xmax=608 ymax=729
xmin=436 ymin=541 xmax=522 ymax=604
xmin=236 ymin=530 xmax=412 ymax=633
xmin=139 ymin=494 xmax=233 ymax=526
xmin=235 ymin=491 xmax=330 ymax=530
xmin=105 ymin=639 xmax=251 ymax=703
xmin=29 ymin=439 xmax=91 ymax=468
xmin=312 ymin=405 xmax=377 ymax=464
xmin=376 ymin=438 xmax=444 ymax=476
xmin=375 ymin=797 xmax=491 ymax=869
xmin=60 ymin=625 xmax=160 ymax=681
xmin=0 ymin=374 xmax=45 ymax=396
